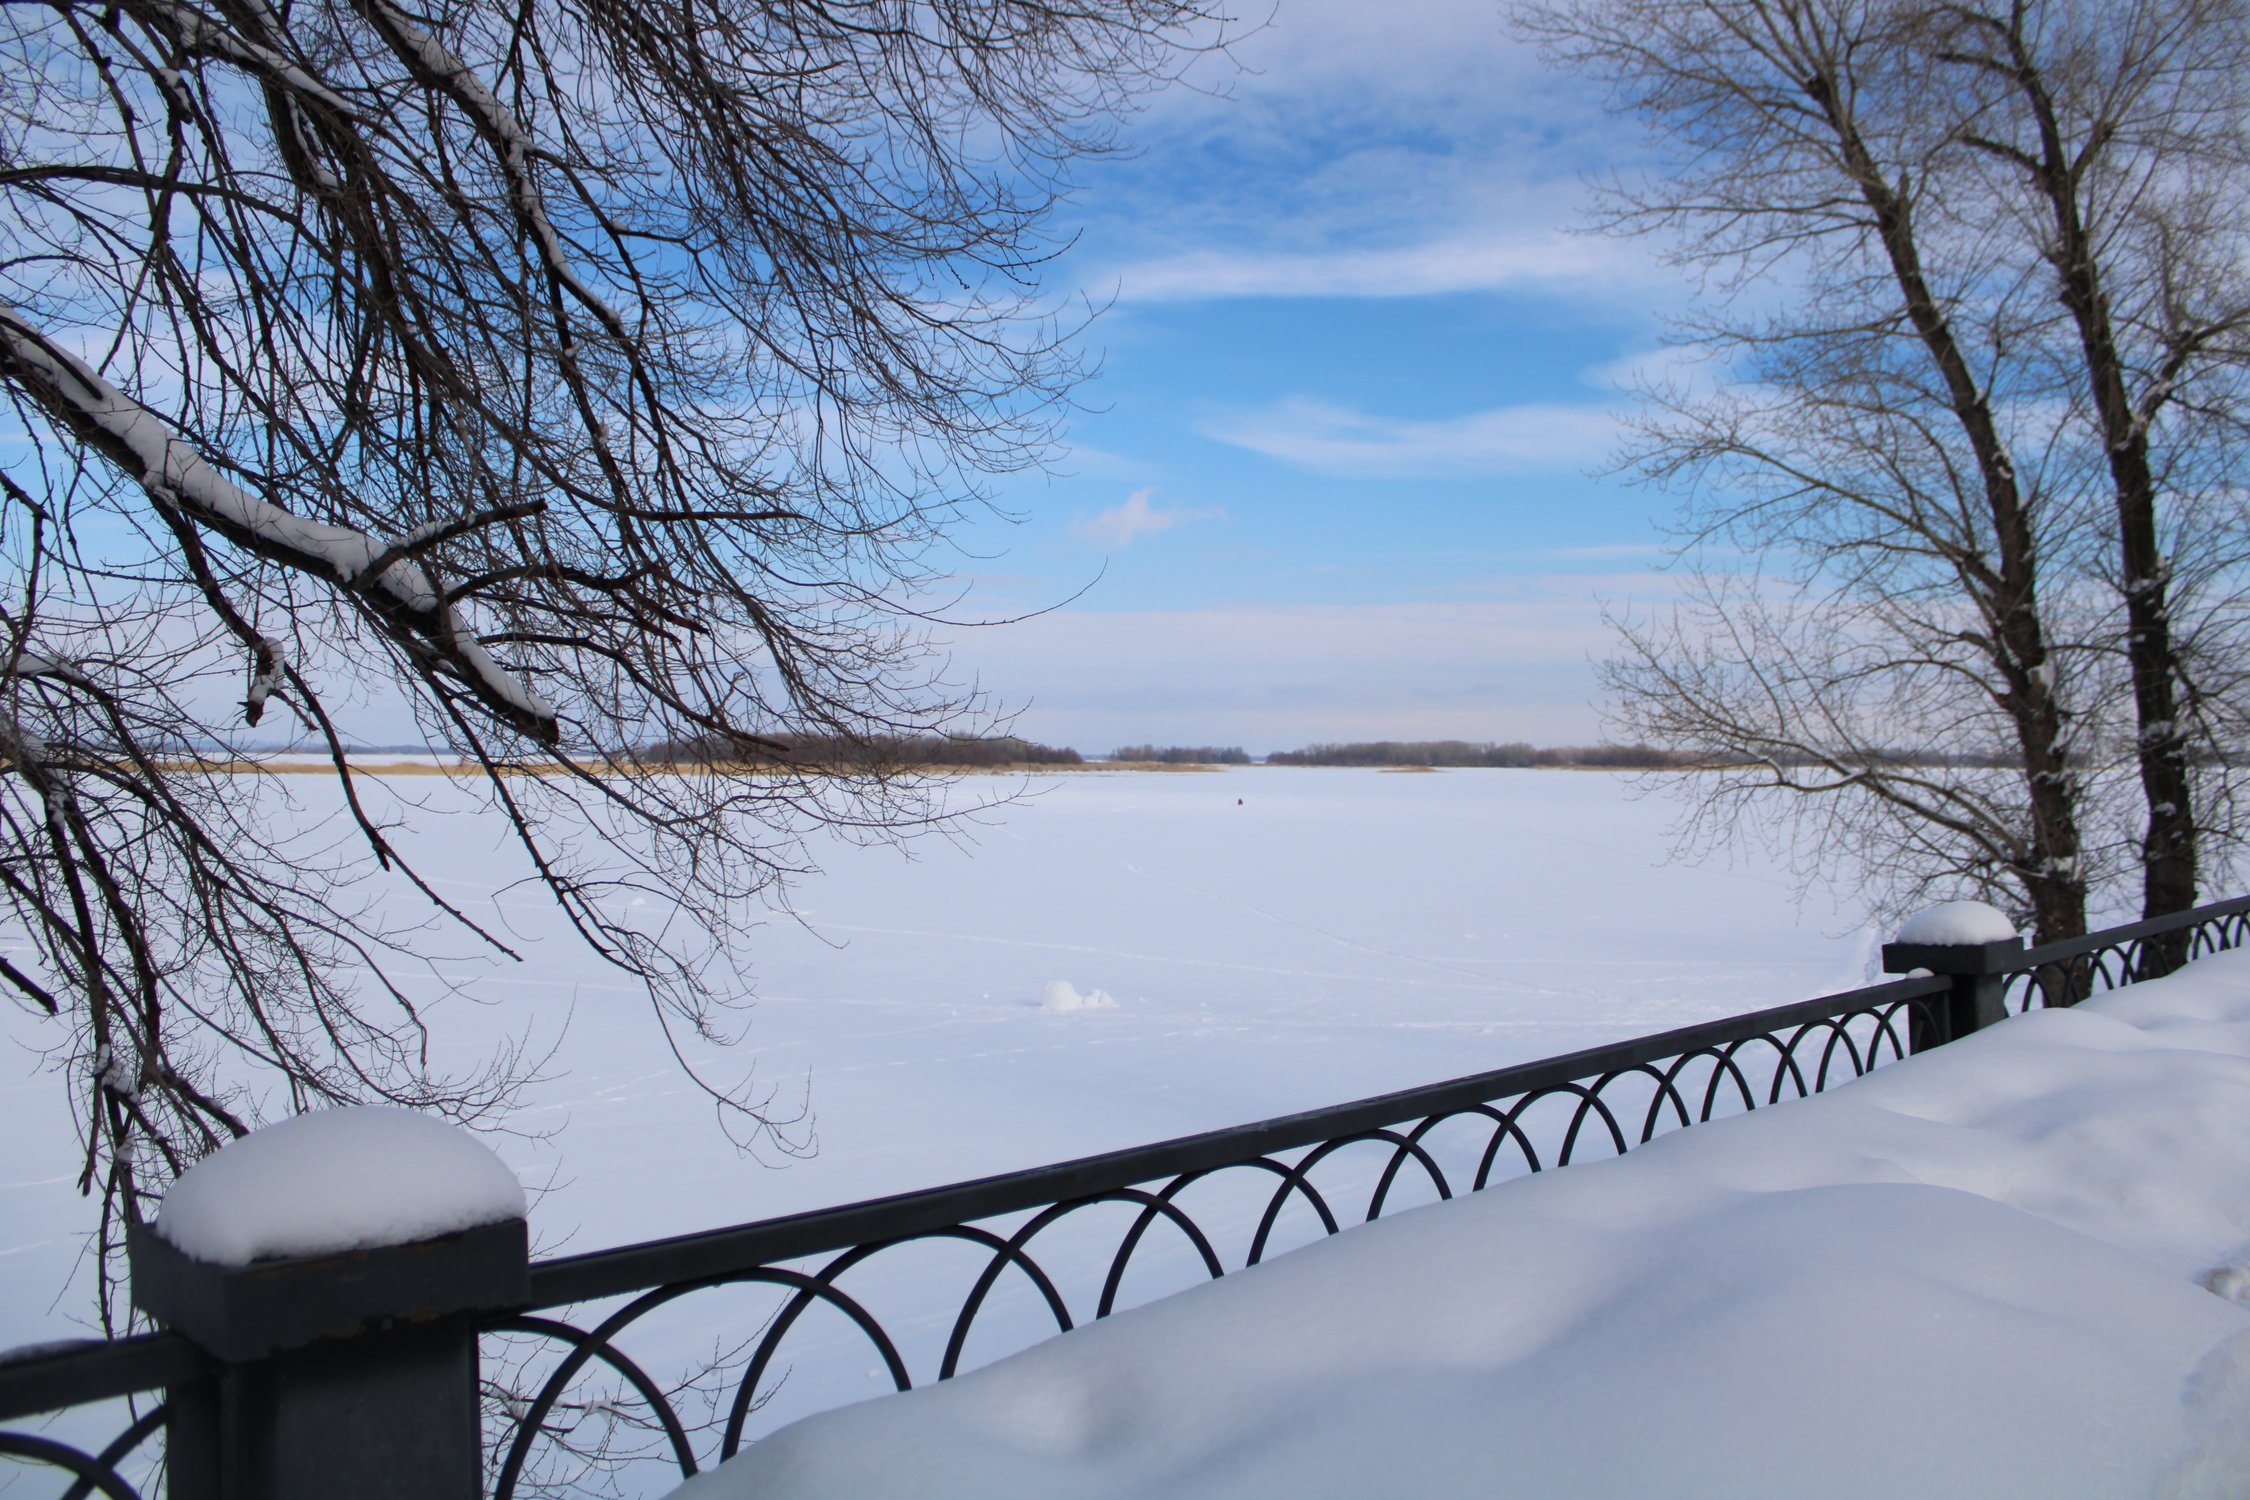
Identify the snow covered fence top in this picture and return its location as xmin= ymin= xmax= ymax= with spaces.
xmin=154 ymin=1105 xmax=526 ymax=1267
xmin=1896 ymin=899 xmax=2021 ymax=946
xmin=117 ymin=1107 xmax=532 ymax=1489
xmin=128 ymin=1107 xmax=531 ymax=1367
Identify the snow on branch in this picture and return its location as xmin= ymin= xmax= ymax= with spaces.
xmin=355 ymin=0 xmax=631 ymax=346
xmin=0 ymin=305 xmax=558 ymax=738
xmin=138 ymin=0 xmax=360 ymax=117
xmin=2 ymin=650 xmax=93 ymax=689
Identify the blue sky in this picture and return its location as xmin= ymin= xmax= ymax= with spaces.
xmin=5 ymin=1 xmax=1695 ymax=757
xmin=936 ymin=0 xmax=1696 ymax=756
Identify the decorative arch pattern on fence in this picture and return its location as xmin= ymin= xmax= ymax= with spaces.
xmin=477 ymin=980 xmax=1962 ymax=1495
xmin=0 ymin=1412 xmax=166 ymax=1500
xmin=2001 ymin=903 xmax=2250 ymax=1015
xmin=0 ymin=1334 xmax=202 ymax=1499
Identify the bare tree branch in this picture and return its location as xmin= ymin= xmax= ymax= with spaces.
xmin=0 ymin=0 xmax=1231 ymax=1321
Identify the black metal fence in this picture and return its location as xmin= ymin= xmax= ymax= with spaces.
xmin=6 ymin=894 xmax=2248 ymax=1499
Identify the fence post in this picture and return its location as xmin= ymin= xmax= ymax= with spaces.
xmin=1881 ymin=901 xmax=2025 ymax=1052
xmin=125 ymin=1113 xmax=528 ymax=1500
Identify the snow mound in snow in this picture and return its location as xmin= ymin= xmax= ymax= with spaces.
xmin=1897 ymin=900 xmax=2019 ymax=946
xmin=2202 ymin=1262 xmax=2250 ymax=1302
xmin=154 ymin=1106 xmax=525 ymax=1266
xmin=1039 ymin=981 xmax=1116 ymax=1013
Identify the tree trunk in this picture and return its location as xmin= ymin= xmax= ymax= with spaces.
xmin=1805 ymin=57 xmax=2089 ymax=944
xmin=1967 ymin=5 xmax=2200 ymax=922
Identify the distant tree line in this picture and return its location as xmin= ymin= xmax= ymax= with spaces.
xmin=646 ymin=734 xmax=1084 ymax=769
xmin=635 ymin=734 xmax=2245 ymax=773
xmin=1264 ymin=741 xmax=1706 ymax=768
xmin=1260 ymin=740 xmax=2250 ymax=771
xmin=1110 ymin=745 xmax=1254 ymax=764
xmin=630 ymin=732 xmax=2246 ymax=774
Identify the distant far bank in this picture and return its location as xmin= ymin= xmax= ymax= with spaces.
xmin=1258 ymin=740 xmax=1693 ymax=769
xmin=1094 ymin=740 xmax=1701 ymax=770
xmin=193 ymin=737 xmax=1729 ymax=774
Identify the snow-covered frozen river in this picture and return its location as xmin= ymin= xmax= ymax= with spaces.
xmin=2 ymin=766 xmax=1884 ymax=1346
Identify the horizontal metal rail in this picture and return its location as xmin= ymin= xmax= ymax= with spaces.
xmin=2018 ymin=893 xmax=2250 ymax=972
xmin=0 ymin=1333 xmax=205 ymax=1425
xmin=0 ymin=1335 xmax=191 ymax=1500
xmin=522 ymin=974 xmax=1950 ymax=1310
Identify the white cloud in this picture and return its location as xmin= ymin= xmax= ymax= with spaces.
xmin=1061 ymin=5 xmax=1676 ymax=318
xmin=1047 ymin=441 xmax=1148 ymax=482
xmin=1108 ymin=234 xmax=1640 ymax=304
xmin=1139 ymin=1 xmax=1588 ymax=144
xmin=941 ymin=588 xmax=1682 ymax=754
xmin=1544 ymin=543 xmax=1671 ymax=561
xmin=1072 ymin=489 xmax=1224 ymax=550
xmin=1203 ymin=397 xmax=1622 ymax=478
xmin=1581 ymin=344 xmax=1738 ymax=407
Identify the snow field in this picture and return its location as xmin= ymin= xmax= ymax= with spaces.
xmin=673 ymin=948 xmax=2250 ymax=1500
xmin=4 ymin=768 xmax=1888 ymax=1486
xmin=451 ymin=767 xmax=1896 ymax=1482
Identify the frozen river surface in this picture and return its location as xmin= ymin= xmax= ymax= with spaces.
xmin=2 ymin=767 xmax=1884 ymax=1344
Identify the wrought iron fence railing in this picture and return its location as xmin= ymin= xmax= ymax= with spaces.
xmin=5 ymin=892 xmax=2248 ymax=1499
xmin=2001 ymin=898 xmax=2250 ymax=1013
xmin=0 ymin=1333 xmax=201 ymax=1499
xmin=483 ymin=975 xmax=1955 ymax=1498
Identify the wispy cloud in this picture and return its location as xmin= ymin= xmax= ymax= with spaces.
xmin=1108 ymin=235 xmax=1639 ymax=305
xmin=1544 ymin=543 xmax=1671 ymax=561
xmin=1072 ymin=489 xmax=1224 ymax=550
xmin=1203 ymin=398 xmax=1621 ymax=479
xmin=942 ymin=587 xmax=1686 ymax=753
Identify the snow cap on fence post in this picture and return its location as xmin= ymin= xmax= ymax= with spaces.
xmin=1881 ymin=901 xmax=2025 ymax=1050
xmin=127 ymin=1107 xmax=528 ymax=1500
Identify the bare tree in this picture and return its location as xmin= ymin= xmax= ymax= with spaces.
xmin=1916 ymin=1 xmax=2250 ymax=923
xmin=1520 ymin=0 xmax=2250 ymax=941
xmin=0 ymin=0 xmax=1222 ymax=1320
